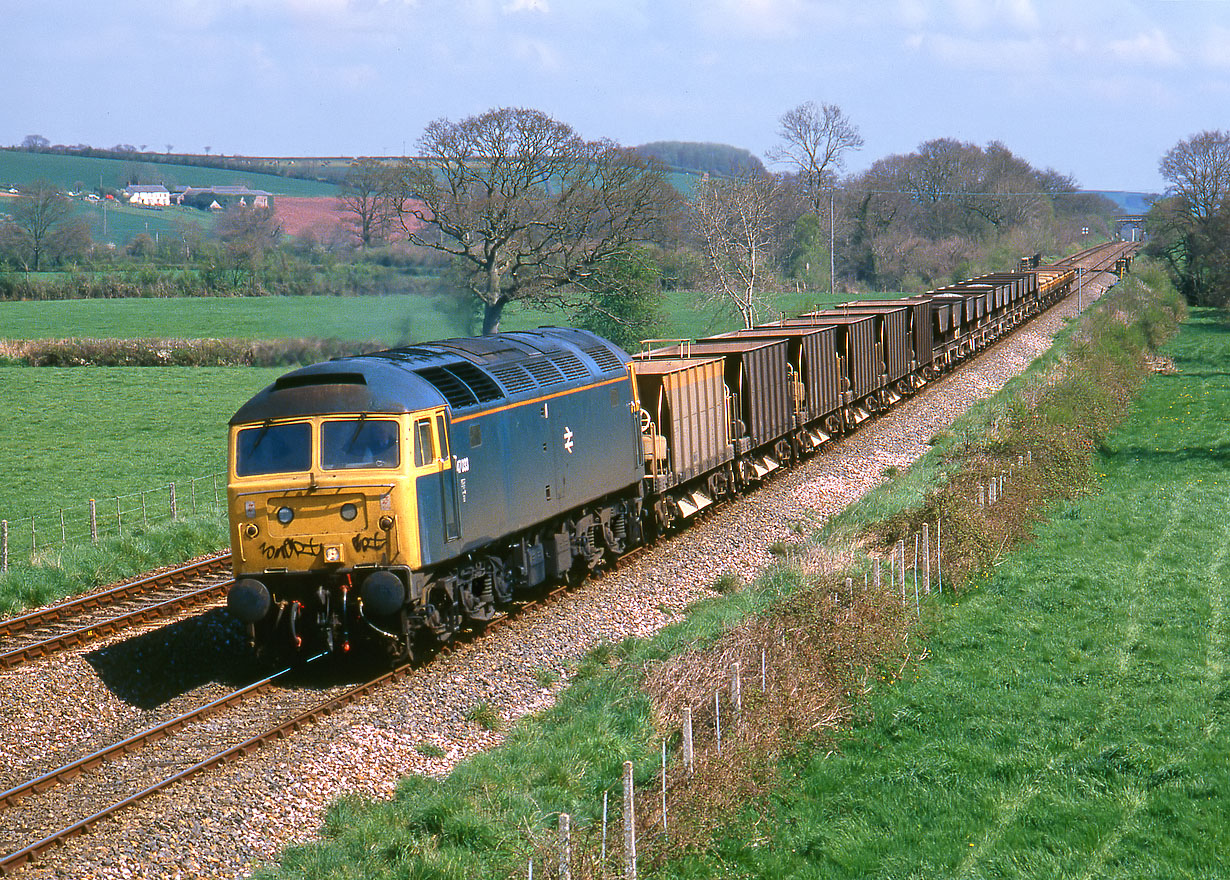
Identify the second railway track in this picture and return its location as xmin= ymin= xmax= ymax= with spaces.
xmin=0 ymin=554 xmax=233 ymax=670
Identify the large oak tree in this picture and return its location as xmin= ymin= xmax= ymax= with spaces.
xmin=383 ymin=107 xmax=679 ymax=335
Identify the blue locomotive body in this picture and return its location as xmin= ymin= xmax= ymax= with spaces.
xmin=226 ymin=327 xmax=644 ymax=661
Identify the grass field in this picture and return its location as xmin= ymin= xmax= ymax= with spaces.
xmin=0 ymin=287 xmax=873 ymax=346
xmin=0 ymin=149 xmax=337 ymax=198
xmin=670 ymin=309 xmax=1230 ymax=877
xmin=0 ymin=366 xmax=281 ymax=526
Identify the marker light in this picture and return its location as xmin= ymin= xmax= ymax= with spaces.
xmin=277 ymin=506 xmax=294 ymax=525
xmin=340 ymin=502 xmax=358 ymax=522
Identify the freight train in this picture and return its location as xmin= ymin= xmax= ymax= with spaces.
xmin=224 ymin=256 xmax=1124 ymax=664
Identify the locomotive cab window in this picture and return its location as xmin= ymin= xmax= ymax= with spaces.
xmin=435 ymin=414 xmax=450 ymax=460
xmin=322 ymin=418 xmax=400 ymax=470
xmin=413 ymin=418 xmax=436 ymax=467
xmin=235 ymin=422 xmax=311 ymax=476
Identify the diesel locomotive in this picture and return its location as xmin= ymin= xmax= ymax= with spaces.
xmin=225 ymin=252 xmax=1132 ymax=664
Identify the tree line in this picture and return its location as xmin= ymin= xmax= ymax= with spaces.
xmin=12 ymin=105 xmax=1217 ymax=348
xmin=343 ymin=103 xmax=1117 ymax=341
xmin=1147 ymin=130 xmax=1230 ymax=308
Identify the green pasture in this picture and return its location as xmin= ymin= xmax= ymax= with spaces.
xmin=676 ymin=310 xmax=1230 ymax=877
xmin=0 ymin=286 xmax=874 ymax=347
xmin=71 ymin=200 xmax=213 ymax=245
xmin=0 ymin=149 xmax=337 ymax=197
xmin=0 ymin=366 xmax=281 ymax=525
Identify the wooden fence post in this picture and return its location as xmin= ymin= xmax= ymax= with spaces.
xmin=623 ymin=761 xmax=637 ymax=880
xmin=169 ymin=483 xmax=177 ymax=520
xmin=90 ymin=499 xmax=98 ymax=543
xmin=2 ymin=520 xmax=7 ymax=573
xmin=922 ymin=523 xmax=930 ymax=595
xmin=936 ymin=519 xmax=943 ymax=595
xmin=558 ymin=813 xmax=571 ymax=880
xmin=914 ymin=534 xmax=921 ymax=616
xmin=732 ymin=663 xmax=742 ymax=727
xmin=682 ymin=707 xmax=693 ymax=774
xmin=898 ymin=539 xmax=906 ymax=608
xmin=661 ymin=739 xmax=668 ymax=838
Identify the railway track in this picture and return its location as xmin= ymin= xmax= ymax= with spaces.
xmin=1053 ymin=240 xmax=1137 ymax=273
xmin=0 ymin=242 xmax=1137 ymax=875
xmin=0 ymin=553 xmax=232 ymax=670
xmin=0 ymin=548 xmax=631 ymax=876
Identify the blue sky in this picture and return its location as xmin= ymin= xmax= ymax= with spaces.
xmin=4 ymin=0 xmax=1229 ymax=192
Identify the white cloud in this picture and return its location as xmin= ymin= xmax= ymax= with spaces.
xmin=897 ymin=0 xmax=930 ymax=30
xmin=1104 ymin=28 xmax=1180 ymax=67
xmin=510 ymin=36 xmax=562 ymax=71
xmin=503 ymin=0 xmax=548 ymax=12
xmin=907 ymin=31 xmax=1044 ymax=70
xmin=1199 ymin=25 xmax=1230 ymax=68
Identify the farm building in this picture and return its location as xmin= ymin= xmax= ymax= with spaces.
xmin=175 ymin=186 xmax=274 ymax=210
xmin=124 ymin=185 xmax=170 ymax=207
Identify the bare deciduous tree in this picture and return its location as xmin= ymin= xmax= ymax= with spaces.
xmin=339 ymin=157 xmax=392 ymax=248
xmin=768 ymin=101 xmax=863 ymax=217
xmin=1159 ymin=129 xmax=1230 ymax=223
xmin=691 ymin=171 xmax=791 ymax=329
xmin=383 ymin=106 xmax=679 ymax=334
xmin=216 ymin=204 xmax=282 ymax=286
xmin=7 ymin=179 xmax=74 ymax=271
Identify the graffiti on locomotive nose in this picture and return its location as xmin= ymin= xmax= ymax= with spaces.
xmin=352 ymin=533 xmax=389 ymax=553
xmin=261 ymin=537 xmax=325 ymax=560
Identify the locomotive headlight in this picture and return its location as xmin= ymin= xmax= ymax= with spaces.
xmin=340 ymin=502 xmax=358 ymax=522
xmin=276 ymin=506 xmax=294 ymax=525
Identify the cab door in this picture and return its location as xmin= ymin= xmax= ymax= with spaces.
xmin=413 ymin=410 xmax=461 ymax=565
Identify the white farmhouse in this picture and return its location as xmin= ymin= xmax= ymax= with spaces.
xmin=124 ymin=185 xmax=171 ymax=207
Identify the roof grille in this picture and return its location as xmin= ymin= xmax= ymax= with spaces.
xmin=523 ymin=358 xmax=565 ymax=387
xmin=550 ymin=351 xmax=589 ymax=381
xmin=446 ymin=361 xmax=504 ymax=402
xmin=489 ymin=363 xmax=537 ymax=394
xmin=414 ymin=366 xmax=478 ymax=409
xmin=582 ymin=343 xmax=623 ymax=374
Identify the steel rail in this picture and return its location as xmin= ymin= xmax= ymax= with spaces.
xmin=0 ymin=657 xmax=391 ymax=876
xmin=0 ymin=545 xmax=646 ymax=873
xmin=0 ymin=580 xmax=232 ymax=670
xmin=0 ymin=552 xmax=232 ymax=640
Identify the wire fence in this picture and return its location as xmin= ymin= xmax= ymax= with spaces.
xmin=1 ymin=471 xmax=227 ymax=573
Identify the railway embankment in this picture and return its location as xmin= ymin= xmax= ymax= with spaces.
xmin=224 ymin=265 xmax=1187 ymax=879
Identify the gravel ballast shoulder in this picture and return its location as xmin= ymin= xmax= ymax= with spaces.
xmin=4 ymin=280 xmax=1116 ymax=879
